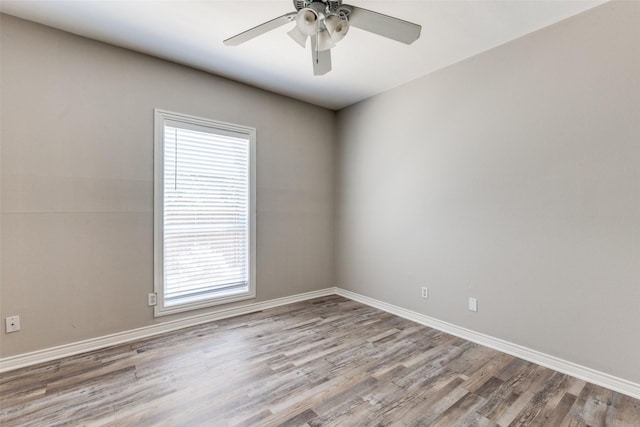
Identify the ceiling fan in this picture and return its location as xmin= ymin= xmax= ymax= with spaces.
xmin=224 ymin=0 xmax=421 ymax=76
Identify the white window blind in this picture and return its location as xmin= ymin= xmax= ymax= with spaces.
xmin=154 ymin=110 xmax=256 ymax=316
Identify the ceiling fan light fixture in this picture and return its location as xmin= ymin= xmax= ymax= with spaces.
xmin=224 ymin=1 xmax=422 ymax=75
xmin=325 ymin=15 xmax=350 ymax=42
xmin=287 ymin=26 xmax=308 ymax=48
xmin=317 ymin=30 xmax=336 ymax=51
xmin=296 ymin=8 xmax=320 ymax=36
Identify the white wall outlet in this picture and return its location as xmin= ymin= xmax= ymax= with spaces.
xmin=5 ymin=315 xmax=20 ymax=333
xmin=468 ymin=297 xmax=478 ymax=312
xmin=421 ymin=287 xmax=429 ymax=299
xmin=148 ymin=293 xmax=157 ymax=306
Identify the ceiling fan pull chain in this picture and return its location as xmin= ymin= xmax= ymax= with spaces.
xmin=315 ymin=27 xmax=319 ymax=63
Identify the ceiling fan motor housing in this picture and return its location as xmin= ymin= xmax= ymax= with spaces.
xmin=293 ymin=1 xmax=349 ymax=16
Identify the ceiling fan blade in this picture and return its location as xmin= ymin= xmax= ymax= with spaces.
xmin=310 ymin=36 xmax=331 ymax=76
xmin=224 ymin=12 xmax=297 ymax=46
xmin=347 ymin=6 xmax=421 ymax=45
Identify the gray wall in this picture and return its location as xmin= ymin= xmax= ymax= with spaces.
xmin=2 ymin=1 xmax=639 ymax=386
xmin=0 ymin=15 xmax=335 ymax=357
xmin=336 ymin=1 xmax=640 ymax=383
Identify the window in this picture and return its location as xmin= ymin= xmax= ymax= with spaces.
xmin=154 ymin=109 xmax=256 ymax=316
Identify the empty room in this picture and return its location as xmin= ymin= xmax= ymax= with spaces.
xmin=1 ymin=0 xmax=638 ymax=425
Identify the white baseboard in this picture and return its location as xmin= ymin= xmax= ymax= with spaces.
xmin=2 ymin=286 xmax=638 ymax=401
xmin=0 ymin=287 xmax=337 ymax=373
xmin=335 ymin=288 xmax=640 ymax=400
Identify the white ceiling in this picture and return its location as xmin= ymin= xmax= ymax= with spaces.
xmin=1 ymin=0 xmax=606 ymax=110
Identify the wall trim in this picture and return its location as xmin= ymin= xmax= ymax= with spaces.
xmin=335 ymin=288 xmax=640 ymax=400
xmin=0 ymin=287 xmax=337 ymax=373
xmin=2 ymin=286 xmax=638 ymax=400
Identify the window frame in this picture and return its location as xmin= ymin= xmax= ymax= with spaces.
xmin=153 ymin=109 xmax=256 ymax=317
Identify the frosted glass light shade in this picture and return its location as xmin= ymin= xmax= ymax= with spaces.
xmin=325 ymin=15 xmax=349 ymax=42
xmin=296 ymin=8 xmax=319 ymax=36
xmin=317 ymin=30 xmax=336 ymax=51
xmin=288 ymin=26 xmax=308 ymax=48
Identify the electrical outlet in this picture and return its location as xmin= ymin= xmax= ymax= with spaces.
xmin=5 ymin=315 xmax=20 ymax=333
xmin=421 ymin=287 xmax=429 ymax=299
xmin=468 ymin=297 xmax=478 ymax=312
xmin=148 ymin=293 xmax=157 ymax=306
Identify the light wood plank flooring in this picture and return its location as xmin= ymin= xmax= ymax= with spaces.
xmin=1 ymin=296 xmax=638 ymax=426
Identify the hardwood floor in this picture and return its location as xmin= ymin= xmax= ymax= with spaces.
xmin=1 ymin=296 xmax=638 ymax=426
